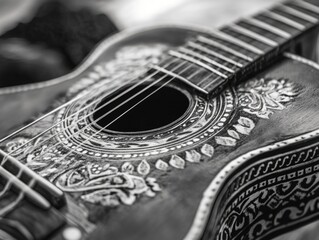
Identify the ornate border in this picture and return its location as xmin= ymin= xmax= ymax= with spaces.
xmin=184 ymin=53 xmax=319 ymax=240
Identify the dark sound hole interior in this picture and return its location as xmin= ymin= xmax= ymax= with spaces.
xmin=93 ymin=84 xmax=190 ymax=133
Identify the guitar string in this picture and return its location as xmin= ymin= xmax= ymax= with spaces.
xmin=0 ymin=1 xmax=310 ymax=156
xmin=4 ymin=25 xmax=273 ymax=157
xmin=0 ymin=14 xmax=296 ymax=212
xmin=0 ymin=36 xmax=247 ymax=201
xmin=39 ymin=63 xmax=216 ymax=171
xmin=0 ymin=58 xmax=182 ymax=204
xmin=29 ymin=59 xmax=203 ymax=165
xmin=0 ymin=57 xmax=203 ymax=201
xmin=2 ymin=57 xmax=178 ymax=160
xmin=0 ymin=29 xmax=269 ymax=201
xmin=0 ymin=42 xmax=230 ymax=211
xmin=2 ymin=27 xmax=277 ymax=160
xmin=0 ymin=46 xmax=233 ymax=215
xmin=0 ymin=2 xmax=314 ymax=220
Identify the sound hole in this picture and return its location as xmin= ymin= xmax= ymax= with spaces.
xmin=92 ymin=84 xmax=190 ymax=133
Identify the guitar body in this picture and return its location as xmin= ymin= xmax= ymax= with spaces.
xmin=1 ymin=22 xmax=319 ymax=240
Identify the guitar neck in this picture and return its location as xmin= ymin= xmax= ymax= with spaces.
xmin=155 ymin=0 xmax=319 ymax=97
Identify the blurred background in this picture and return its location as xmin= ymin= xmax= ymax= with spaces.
xmin=0 ymin=0 xmax=318 ymax=239
xmin=0 ymin=0 xmax=280 ymax=88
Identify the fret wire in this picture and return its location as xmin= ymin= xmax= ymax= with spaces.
xmin=197 ymin=36 xmax=254 ymax=62
xmin=0 ymin=61 xmax=180 ymax=188
xmin=3 ymin=64 xmax=161 ymax=168
xmin=0 ymin=74 xmax=119 ymax=144
xmin=30 ymin=59 xmax=201 ymax=166
xmin=263 ymin=10 xmax=306 ymax=30
xmin=293 ymin=0 xmax=319 ymax=14
xmin=181 ymin=65 xmax=217 ymax=87
xmin=229 ymin=24 xmax=279 ymax=47
xmin=1 ymin=61 xmax=155 ymax=164
xmin=47 ymin=62 xmax=220 ymax=165
xmin=167 ymin=60 xmax=205 ymax=80
xmin=187 ymin=68 xmax=208 ymax=81
xmin=178 ymin=47 xmax=235 ymax=73
xmin=181 ymin=45 xmax=238 ymax=70
xmin=254 ymin=14 xmax=301 ymax=36
xmin=168 ymin=50 xmax=228 ymax=78
xmin=278 ymin=4 xmax=318 ymax=23
xmin=0 ymin=166 xmax=50 ymax=210
xmin=197 ymin=73 xmax=215 ymax=86
xmin=201 ymin=73 xmax=225 ymax=90
xmin=3 ymin=0 xmax=319 ymax=178
xmin=197 ymin=70 xmax=222 ymax=87
xmin=159 ymin=55 xmax=221 ymax=95
xmin=187 ymin=41 xmax=244 ymax=67
xmin=162 ymin=57 xmax=215 ymax=87
xmin=210 ymin=29 xmax=265 ymax=55
xmin=244 ymin=17 xmax=292 ymax=39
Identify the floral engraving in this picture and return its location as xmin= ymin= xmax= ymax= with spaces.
xmin=56 ymin=163 xmax=160 ymax=207
xmin=238 ymin=78 xmax=299 ymax=119
xmin=215 ymin=78 xmax=300 ymax=147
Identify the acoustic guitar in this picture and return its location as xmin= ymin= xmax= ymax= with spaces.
xmin=0 ymin=0 xmax=319 ymax=239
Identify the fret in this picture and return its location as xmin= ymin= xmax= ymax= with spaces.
xmin=187 ymin=68 xmax=209 ymax=81
xmin=168 ymin=50 xmax=229 ymax=78
xmin=221 ymin=27 xmax=271 ymax=53
xmin=293 ymin=0 xmax=319 ymax=14
xmin=229 ymin=23 xmax=279 ymax=47
xmin=151 ymin=1 xmax=319 ymax=97
xmin=286 ymin=3 xmax=319 ymax=22
xmin=197 ymin=72 xmax=217 ymax=87
xmin=151 ymin=65 xmax=209 ymax=95
xmin=237 ymin=21 xmax=287 ymax=44
xmin=179 ymin=66 xmax=214 ymax=87
xmin=160 ymin=57 xmax=186 ymax=73
xmin=201 ymin=74 xmax=226 ymax=91
xmin=244 ymin=17 xmax=292 ymax=39
xmin=183 ymin=66 xmax=218 ymax=88
xmin=278 ymin=4 xmax=318 ymax=23
xmin=255 ymin=14 xmax=301 ymax=36
xmin=197 ymin=36 xmax=254 ymax=62
xmin=177 ymin=47 xmax=235 ymax=73
xmin=0 ymin=166 xmax=50 ymax=210
xmin=263 ymin=10 xmax=306 ymax=30
xmin=181 ymin=44 xmax=242 ymax=71
xmin=210 ymin=30 xmax=265 ymax=55
xmin=165 ymin=58 xmax=211 ymax=82
xmin=187 ymin=41 xmax=244 ymax=67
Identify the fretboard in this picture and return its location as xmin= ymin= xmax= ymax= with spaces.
xmin=154 ymin=0 xmax=319 ymax=96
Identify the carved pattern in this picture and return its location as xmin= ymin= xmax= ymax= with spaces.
xmin=1 ymin=46 xmax=300 ymax=211
xmin=182 ymin=53 xmax=319 ymax=240
xmin=55 ymin=44 xmax=236 ymax=159
xmin=237 ymin=78 xmax=299 ymax=119
xmin=214 ymin=78 xmax=300 ymax=147
xmin=56 ymin=162 xmax=160 ymax=207
xmin=216 ymin=144 xmax=319 ymax=240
